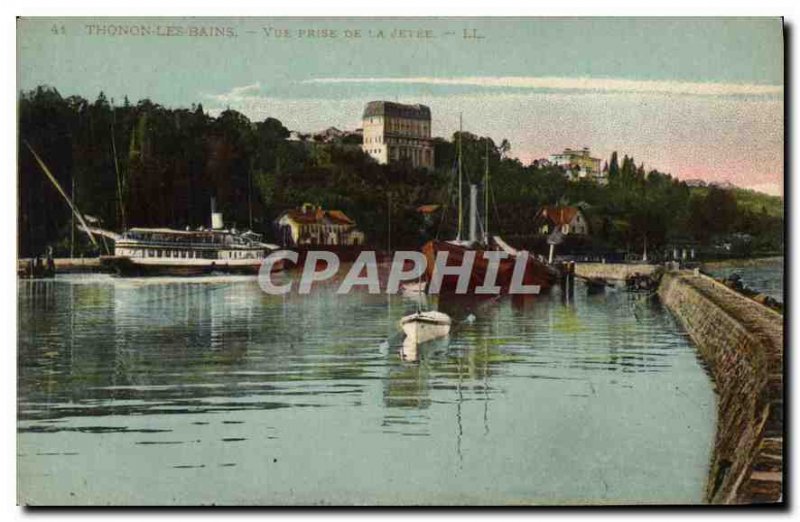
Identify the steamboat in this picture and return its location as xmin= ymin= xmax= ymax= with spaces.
xmin=98 ymin=208 xmax=283 ymax=277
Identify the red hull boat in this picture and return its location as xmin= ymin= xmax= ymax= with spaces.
xmin=422 ymin=239 xmax=557 ymax=295
xmin=421 ymin=116 xmax=558 ymax=296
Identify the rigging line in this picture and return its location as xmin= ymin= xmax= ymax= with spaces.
xmin=489 ymin=178 xmax=503 ymax=238
xmin=110 ymin=103 xmax=126 ymax=229
xmin=24 ymin=140 xmax=99 ymax=247
xmin=434 ymin=156 xmax=459 ymax=241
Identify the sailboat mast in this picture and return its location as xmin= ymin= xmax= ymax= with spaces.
xmin=457 ymin=113 xmax=463 ymax=241
xmin=469 ymin=184 xmax=477 ymax=242
xmin=484 ymin=140 xmax=489 ymax=244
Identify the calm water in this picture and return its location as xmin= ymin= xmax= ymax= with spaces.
xmin=703 ymin=257 xmax=784 ymax=302
xmin=18 ymin=272 xmax=716 ymax=505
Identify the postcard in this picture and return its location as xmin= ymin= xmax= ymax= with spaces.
xmin=16 ymin=17 xmax=784 ymax=506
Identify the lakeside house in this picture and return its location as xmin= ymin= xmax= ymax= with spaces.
xmin=533 ymin=205 xmax=589 ymax=236
xmin=549 ymin=147 xmax=607 ymax=184
xmin=275 ymin=204 xmax=365 ymax=247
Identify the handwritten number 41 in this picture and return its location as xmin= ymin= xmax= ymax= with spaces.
xmin=51 ymin=25 xmax=66 ymax=35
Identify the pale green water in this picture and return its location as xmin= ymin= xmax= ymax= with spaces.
xmin=18 ymin=273 xmax=716 ymax=505
xmin=704 ymin=257 xmax=784 ymax=302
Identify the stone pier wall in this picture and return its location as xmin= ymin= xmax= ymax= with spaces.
xmin=658 ymin=271 xmax=783 ymax=504
xmin=574 ymin=262 xmax=658 ymax=280
xmin=18 ymin=258 xmax=103 ymax=274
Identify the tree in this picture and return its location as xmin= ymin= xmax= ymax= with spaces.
xmin=16 ymin=86 xmax=783 ymax=258
xmin=498 ymin=139 xmax=511 ymax=159
xmin=608 ymin=151 xmax=619 ymax=180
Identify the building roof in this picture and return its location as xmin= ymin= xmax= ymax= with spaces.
xmin=417 ymin=204 xmax=441 ymax=214
xmin=363 ymin=101 xmax=431 ymax=121
xmin=128 ymin=227 xmax=206 ymax=235
xmin=535 ymin=206 xmax=582 ymax=226
xmin=550 ymin=147 xmax=600 ymax=162
xmin=281 ymin=207 xmax=355 ymax=226
xmin=326 ymin=210 xmax=355 ymax=225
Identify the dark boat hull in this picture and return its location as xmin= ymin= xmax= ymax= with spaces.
xmin=99 ymin=256 xmax=284 ymax=277
xmin=281 ymin=245 xmax=381 ymax=269
xmin=421 ymin=240 xmax=557 ymax=294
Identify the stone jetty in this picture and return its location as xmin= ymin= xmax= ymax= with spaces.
xmin=659 ymin=270 xmax=783 ymax=504
xmin=576 ymin=262 xmax=783 ymax=504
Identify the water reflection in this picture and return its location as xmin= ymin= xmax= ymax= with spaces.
xmin=18 ymin=274 xmax=716 ymax=505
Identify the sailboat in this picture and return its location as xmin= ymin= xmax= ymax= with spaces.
xmin=421 ymin=118 xmax=557 ymax=295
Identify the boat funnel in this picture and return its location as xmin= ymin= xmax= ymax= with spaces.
xmin=469 ymin=184 xmax=478 ymax=243
xmin=211 ymin=197 xmax=224 ymax=230
xmin=212 ymin=213 xmax=224 ymax=230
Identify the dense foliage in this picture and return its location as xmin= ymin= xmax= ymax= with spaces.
xmin=18 ymin=87 xmax=783 ymax=259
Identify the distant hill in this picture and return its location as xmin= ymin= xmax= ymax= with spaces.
xmin=690 ymin=186 xmax=783 ymax=219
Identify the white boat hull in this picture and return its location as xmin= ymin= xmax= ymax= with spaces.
xmin=400 ymin=311 xmax=451 ymax=344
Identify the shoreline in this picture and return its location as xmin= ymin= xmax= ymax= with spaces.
xmin=700 ymin=256 xmax=783 ymax=269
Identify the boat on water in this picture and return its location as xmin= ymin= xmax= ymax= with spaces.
xmin=422 ymin=236 xmax=557 ymax=295
xmin=99 ymin=227 xmax=282 ymax=277
xmin=96 ymin=205 xmax=283 ymax=277
xmin=422 ymin=118 xmax=557 ymax=295
xmin=399 ymin=272 xmax=452 ymax=346
xmin=400 ymin=310 xmax=452 ymax=345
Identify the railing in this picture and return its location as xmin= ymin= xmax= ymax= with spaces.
xmin=116 ymin=239 xmax=263 ymax=250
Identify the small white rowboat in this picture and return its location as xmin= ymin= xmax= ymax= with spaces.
xmin=400 ymin=310 xmax=452 ymax=345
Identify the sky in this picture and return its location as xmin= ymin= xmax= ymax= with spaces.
xmin=17 ymin=17 xmax=784 ymax=196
